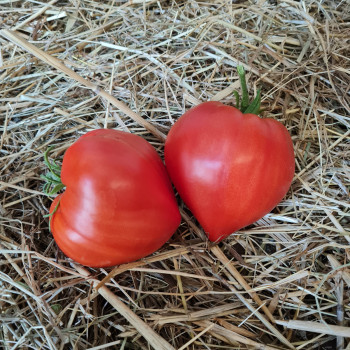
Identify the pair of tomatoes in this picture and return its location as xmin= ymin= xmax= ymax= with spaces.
xmin=46 ymin=76 xmax=294 ymax=267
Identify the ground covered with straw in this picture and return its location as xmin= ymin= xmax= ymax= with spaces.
xmin=1 ymin=0 xmax=349 ymax=349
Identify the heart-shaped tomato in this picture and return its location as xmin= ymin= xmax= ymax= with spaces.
xmin=46 ymin=129 xmax=181 ymax=267
xmin=164 ymin=101 xmax=295 ymax=242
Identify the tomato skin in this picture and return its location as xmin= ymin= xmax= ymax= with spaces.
xmin=164 ymin=101 xmax=295 ymax=242
xmin=50 ymin=129 xmax=181 ymax=267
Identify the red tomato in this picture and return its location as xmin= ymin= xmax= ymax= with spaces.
xmin=164 ymin=101 xmax=295 ymax=242
xmin=49 ymin=129 xmax=181 ymax=267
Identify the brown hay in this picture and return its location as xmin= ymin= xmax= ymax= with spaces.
xmin=1 ymin=1 xmax=349 ymax=349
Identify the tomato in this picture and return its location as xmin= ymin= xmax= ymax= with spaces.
xmin=46 ymin=129 xmax=181 ymax=267
xmin=164 ymin=101 xmax=295 ymax=242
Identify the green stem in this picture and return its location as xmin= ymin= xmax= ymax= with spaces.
xmin=233 ymin=90 xmax=240 ymax=110
xmin=237 ymin=66 xmax=249 ymax=111
xmin=42 ymin=147 xmax=65 ymax=196
xmin=235 ymin=65 xmax=261 ymax=115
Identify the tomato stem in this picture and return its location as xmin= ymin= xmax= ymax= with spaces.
xmin=233 ymin=90 xmax=240 ymax=110
xmin=41 ymin=147 xmax=65 ymax=196
xmin=237 ymin=66 xmax=249 ymax=110
xmin=235 ymin=66 xmax=261 ymax=115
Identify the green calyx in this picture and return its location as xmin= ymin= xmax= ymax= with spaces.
xmin=234 ymin=65 xmax=261 ymax=115
xmin=41 ymin=147 xmax=65 ymax=196
xmin=43 ymin=197 xmax=61 ymax=232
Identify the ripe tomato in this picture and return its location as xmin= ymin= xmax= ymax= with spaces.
xmin=164 ymin=101 xmax=295 ymax=242
xmin=47 ymin=129 xmax=181 ymax=267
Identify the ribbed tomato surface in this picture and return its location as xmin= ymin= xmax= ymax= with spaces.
xmin=50 ymin=129 xmax=181 ymax=267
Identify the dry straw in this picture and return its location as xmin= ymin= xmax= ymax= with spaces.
xmin=0 ymin=1 xmax=349 ymax=349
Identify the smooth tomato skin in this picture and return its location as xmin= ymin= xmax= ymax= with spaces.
xmin=164 ymin=101 xmax=295 ymax=242
xmin=50 ymin=129 xmax=181 ymax=267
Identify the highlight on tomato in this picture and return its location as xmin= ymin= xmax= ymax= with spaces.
xmin=164 ymin=66 xmax=295 ymax=242
xmin=42 ymin=129 xmax=181 ymax=267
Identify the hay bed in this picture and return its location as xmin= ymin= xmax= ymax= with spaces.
xmin=0 ymin=0 xmax=349 ymax=349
